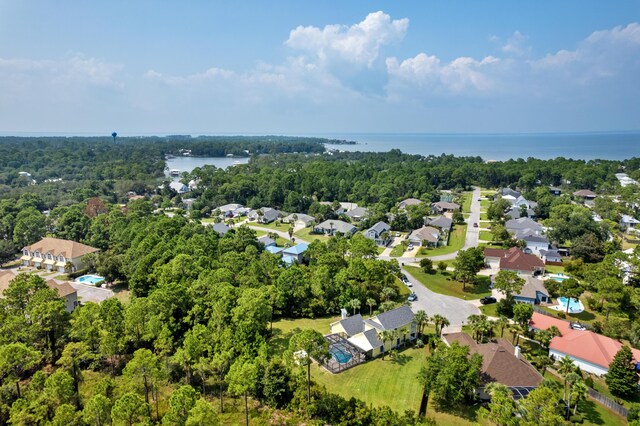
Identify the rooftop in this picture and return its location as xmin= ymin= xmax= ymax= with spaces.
xmin=24 ymin=237 xmax=99 ymax=259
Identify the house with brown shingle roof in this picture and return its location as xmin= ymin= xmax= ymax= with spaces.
xmin=484 ymin=247 xmax=545 ymax=276
xmin=0 ymin=270 xmax=78 ymax=312
xmin=572 ymin=189 xmax=597 ymax=199
xmin=431 ymin=201 xmax=461 ymax=214
xmin=408 ymin=226 xmax=442 ymax=247
xmin=443 ymin=332 xmax=542 ymax=400
xmin=21 ymin=237 xmax=99 ymax=273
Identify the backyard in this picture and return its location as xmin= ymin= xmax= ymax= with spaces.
xmin=311 ymin=346 xmax=428 ymax=413
xmin=404 ymin=266 xmax=491 ymax=300
xmin=293 ymin=226 xmax=330 ymax=243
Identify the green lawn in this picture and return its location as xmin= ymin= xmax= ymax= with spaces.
xmin=293 ymin=226 xmax=330 ymax=243
xmin=544 ymin=371 xmax=628 ymax=425
xmin=479 ymin=231 xmax=493 ymax=241
xmin=419 ymin=224 xmax=467 ymax=257
xmin=270 ymin=316 xmax=340 ymax=355
xmin=390 ymin=242 xmax=408 ymax=257
xmin=248 ymin=220 xmax=292 ymax=232
xmin=480 ymin=212 xmax=488 ymax=220
xmin=480 ymin=200 xmax=490 ymax=210
xmin=544 ymin=263 xmax=566 ymax=274
xmin=479 ymin=303 xmax=499 ymax=317
xmin=404 ymin=267 xmax=491 ymax=300
xmin=311 ymin=346 xmax=428 ymax=413
xmin=461 ymin=192 xmax=472 ymax=213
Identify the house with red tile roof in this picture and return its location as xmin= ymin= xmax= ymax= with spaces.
xmin=529 ymin=312 xmax=640 ymax=376
xmin=484 ymin=247 xmax=545 ymax=276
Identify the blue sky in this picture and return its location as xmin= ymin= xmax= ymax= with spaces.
xmin=1 ymin=1 xmax=639 ymax=134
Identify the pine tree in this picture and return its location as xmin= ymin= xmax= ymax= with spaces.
xmin=606 ymin=346 xmax=638 ymax=397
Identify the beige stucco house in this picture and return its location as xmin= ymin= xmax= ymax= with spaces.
xmin=22 ymin=237 xmax=99 ymax=273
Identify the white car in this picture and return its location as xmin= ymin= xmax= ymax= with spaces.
xmin=395 ymin=232 xmax=401 ymax=237
xmin=570 ymin=323 xmax=587 ymax=331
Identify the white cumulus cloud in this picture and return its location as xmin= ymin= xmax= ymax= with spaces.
xmin=286 ymin=11 xmax=408 ymax=67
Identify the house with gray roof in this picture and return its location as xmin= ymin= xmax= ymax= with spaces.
xmin=344 ymin=206 xmax=369 ymax=221
xmin=314 ymin=220 xmax=356 ymax=236
xmin=513 ymin=276 xmax=550 ymax=305
xmin=398 ymin=198 xmax=423 ymax=210
xmin=540 ymin=249 xmax=562 ymax=264
xmin=425 ymin=215 xmax=452 ymax=232
xmin=211 ymin=222 xmax=230 ymax=236
xmin=365 ymin=221 xmax=391 ymax=246
xmin=329 ymin=306 xmax=416 ymax=358
xmin=282 ymin=213 xmax=315 ymax=227
xmin=408 ymin=226 xmax=442 ymax=247
xmin=250 ymin=207 xmax=285 ymax=224
xmin=257 ymin=235 xmax=276 ymax=247
xmin=168 ymin=181 xmax=189 ymax=194
xmin=517 ymin=233 xmax=549 ymax=256
xmin=505 ymin=217 xmax=543 ymax=234
xmin=501 ymin=188 xmax=521 ymax=198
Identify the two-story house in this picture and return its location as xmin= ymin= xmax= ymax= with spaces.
xmin=22 ymin=237 xmax=99 ymax=273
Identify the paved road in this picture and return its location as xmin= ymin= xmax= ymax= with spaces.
xmin=403 ymin=267 xmax=480 ymax=328
xmin=379 ymin=186 xmax=482 ymax=265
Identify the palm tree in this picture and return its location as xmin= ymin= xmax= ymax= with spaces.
xmin=572 ymin=381 xmax=589 ymax=415
xmin=557 ymin=356 xmax=576 ymax=404
xmin=414 ymin=310 xmax=429 ymax=338
xmin=288 ymin=227 xmax=294 ymax=239
xmin=508 ymin=323 xmax=525 ymax=345
xmin=379 ymin=330 xmax=394 ymax=360
xmin=380 ymin=287 xmax=396 ymax=302
xmin=564 ymin=372 xmax=581 ymax=419
xmin=366 ymin=298 xmax=376 ymax=316
xmin=348 ymin=299 xmax=361 ymax=316
xmin=496 ymin=316 xmax=509 ymax=338
xmin=431 ymin=314 xmax=450 ymax=337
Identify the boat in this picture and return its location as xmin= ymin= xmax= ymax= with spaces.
xmin=170 ymin=169 xmax=180 ymax=176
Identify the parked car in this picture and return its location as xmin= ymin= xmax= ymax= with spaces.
xmin=480 ymin=296 xmax=497 ymax=305
xmin=395 ymin=232 xmax=401 ymax=237
xmin=407 ymin=244 xmax=414 ymax=250
xmin=473 ymin=222 xmax=478 ymax=227
xmin=407 ymin=293 xmax=417 ymax=302
xmin=570 ymin=322 xmax=587 ymax=331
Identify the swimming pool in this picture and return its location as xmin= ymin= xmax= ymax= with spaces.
xmin=329 ymin=344 xmax=353 ymax=364
xmin=547 ymin=273 xmax=569 ymax=282
xmin=76 ymin=275 xmax=105 ymax=285
xmin=552 ymin=296 xmax=584 ymax=313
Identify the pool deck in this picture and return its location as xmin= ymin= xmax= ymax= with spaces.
xmin=69 ymin=281 xmax=114 ymax=303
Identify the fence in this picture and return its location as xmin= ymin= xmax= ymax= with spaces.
xmin=587 ymin=388 xmax=628 ymax=418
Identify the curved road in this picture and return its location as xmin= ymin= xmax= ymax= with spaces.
xmin=403 ymin=267 xmax=480 ymax=328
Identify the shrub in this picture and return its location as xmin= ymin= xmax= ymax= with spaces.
xmin=437 ymin=261 xmax=447 ymax=272
xmin=584 ymin=376 xmax=594 ymax=388
xmin=420 ymin=258 xmax=434 ymax=274
xmin=496 ymin=298 xmax=514 ymax=318
xmin=627 ymin=403 xmax=640 ymax=421
xmin=555 ymin=311 xmax=566 ymax=319
xmin=569 ymin=414 xmax=584 ymax=423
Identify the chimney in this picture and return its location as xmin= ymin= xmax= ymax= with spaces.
xmin=514 ymin=345 xmax=521 ymax=359
xmin=341 ymin=308 xmax=348 ymax=319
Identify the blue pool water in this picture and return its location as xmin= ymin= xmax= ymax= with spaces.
xmin=548 ymin=273 xmax=569 ymax=282
xmin=329 ymin=345 xmax=353 ymax=364
xmin=557 ymin=297 xmax=582 ymax=312
xmin=77 ymin=275 xmax=105 ymax=285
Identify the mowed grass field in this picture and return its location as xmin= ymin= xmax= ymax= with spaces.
xmin=311 ymin=346 xmax=428 ymax=413
xmin=405 ymin=266 xmax=491 ymax=300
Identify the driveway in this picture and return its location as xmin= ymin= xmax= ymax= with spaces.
xmin=403 ymin=267 xmax=480 ymax=328
xmin=69 ymin=281 xmax=114 ymax=304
